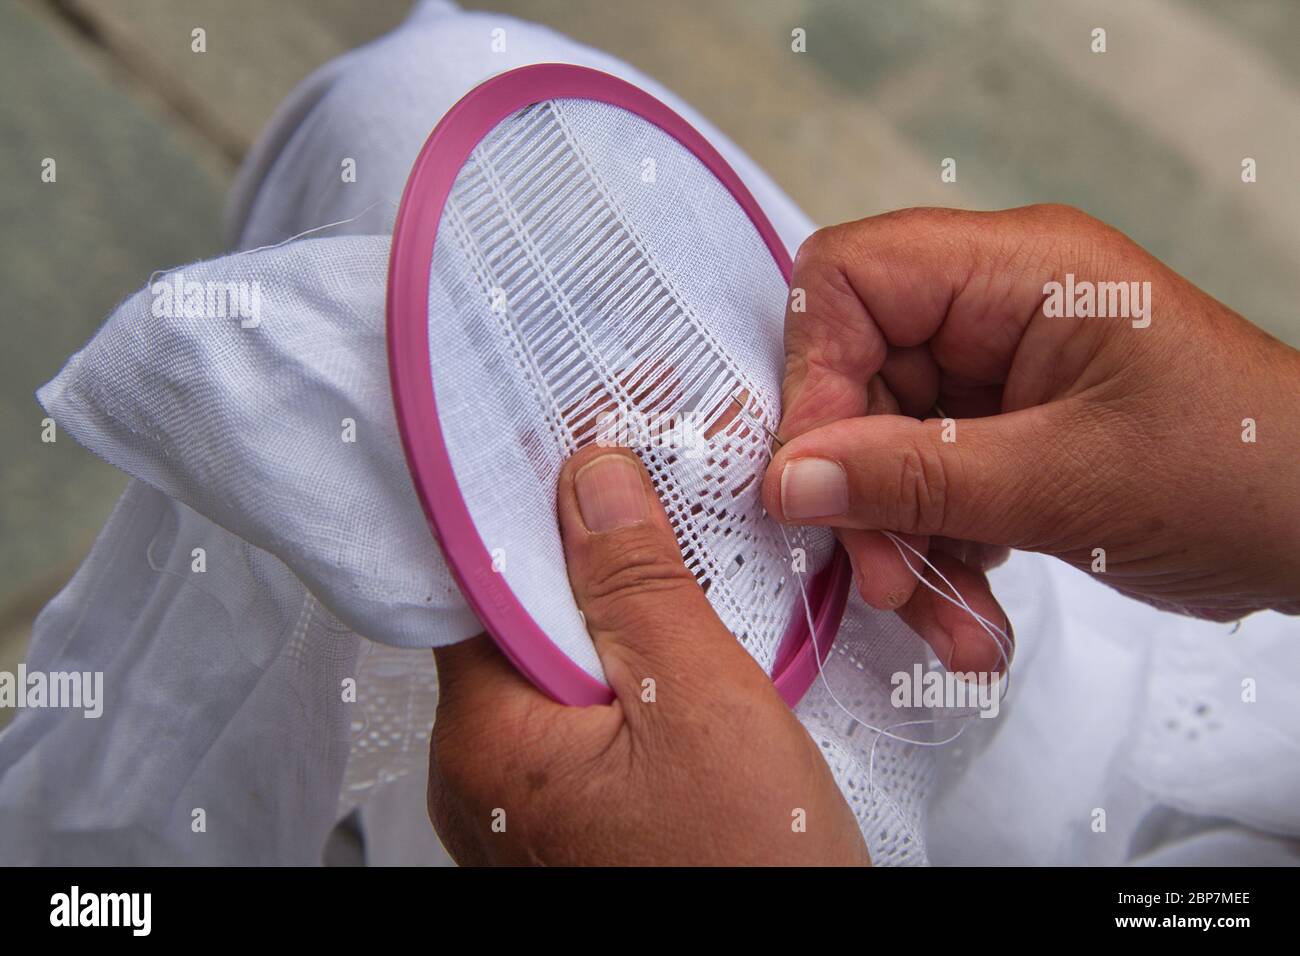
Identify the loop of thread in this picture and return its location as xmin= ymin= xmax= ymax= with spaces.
xmin=779 ymin=522 xmax=1013 ymax=800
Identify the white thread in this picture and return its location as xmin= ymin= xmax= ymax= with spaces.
xmin=779 ymin=518 xmax=1013 ymax=802
xmin=147 ymin=198 xmax=399 ymax=287
xmin=880 ymin=531 xmax=1013 ymax=691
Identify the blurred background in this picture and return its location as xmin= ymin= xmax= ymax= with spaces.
xmin=2 ymin=0 xmax=1298 ymax=723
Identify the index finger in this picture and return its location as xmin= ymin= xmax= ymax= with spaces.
xmin=779 ymin=205 xmax=1088 ymax=439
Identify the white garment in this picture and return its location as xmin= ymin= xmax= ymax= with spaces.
xmin=930 ymin=558 xmax=1300 ymax=865
xmin=3 ymin=0 xmax=1297 ymax=866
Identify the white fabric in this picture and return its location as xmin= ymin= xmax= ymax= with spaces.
xmin=428 ymin=95 xmax=832 ymax=678
xmin=38 ymin=235 xmax=476 ymax=651
xmin=0 ymin=482 xmax=357 ymax=863
xmin=3 ymin=0 xmax=1298 ymax=866
xmin=928 ymin=557 xmax=1300 ymax=865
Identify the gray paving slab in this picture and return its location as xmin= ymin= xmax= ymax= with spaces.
xmin=0 ymin=0 xmax=229 ymax=666
xmin=68 ymin=0 xmax=416 ymax=157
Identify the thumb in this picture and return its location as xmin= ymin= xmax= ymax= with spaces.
xmin=557 ymin=445 xmax=772 ymax=707
xmin=762 ymin=404 xmax=1088 ymax=549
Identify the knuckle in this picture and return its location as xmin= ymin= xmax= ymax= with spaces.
xmin=1023 ymin=204 xmax=1128 ymax=279
xmin=894 ymin=441 xmax=950 ymax=535
xmin=580 ymin=537 xmax=701 ymax=631
xmin=793 ymin=225 xmax=838 ymax=270
xmin=877 ymin=206 xmax=972 ymax=236
xmin=1029 ymin=202 xmax=1095 ymax=229
xmin=880 ymin=206 xmax=944 ymax=227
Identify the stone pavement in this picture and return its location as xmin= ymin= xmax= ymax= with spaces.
xmin=2 ymin=0 xmax=1298 ymax=727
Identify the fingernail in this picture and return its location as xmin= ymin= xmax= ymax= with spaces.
xmin=780 ymin=457 xmax=849 ymax=520
xmin=575 ymin=454 xmax=648 ymax=533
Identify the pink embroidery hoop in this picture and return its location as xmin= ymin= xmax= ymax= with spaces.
xmin=387 ymin=64 xmax=850 ymax=706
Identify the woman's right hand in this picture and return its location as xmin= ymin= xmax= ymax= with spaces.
xmin=761 ymin=205 xmax=1300 ymax=672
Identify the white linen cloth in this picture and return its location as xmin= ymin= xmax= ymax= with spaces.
xmin=3 ymin=0 xmax=1296 ymax=865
